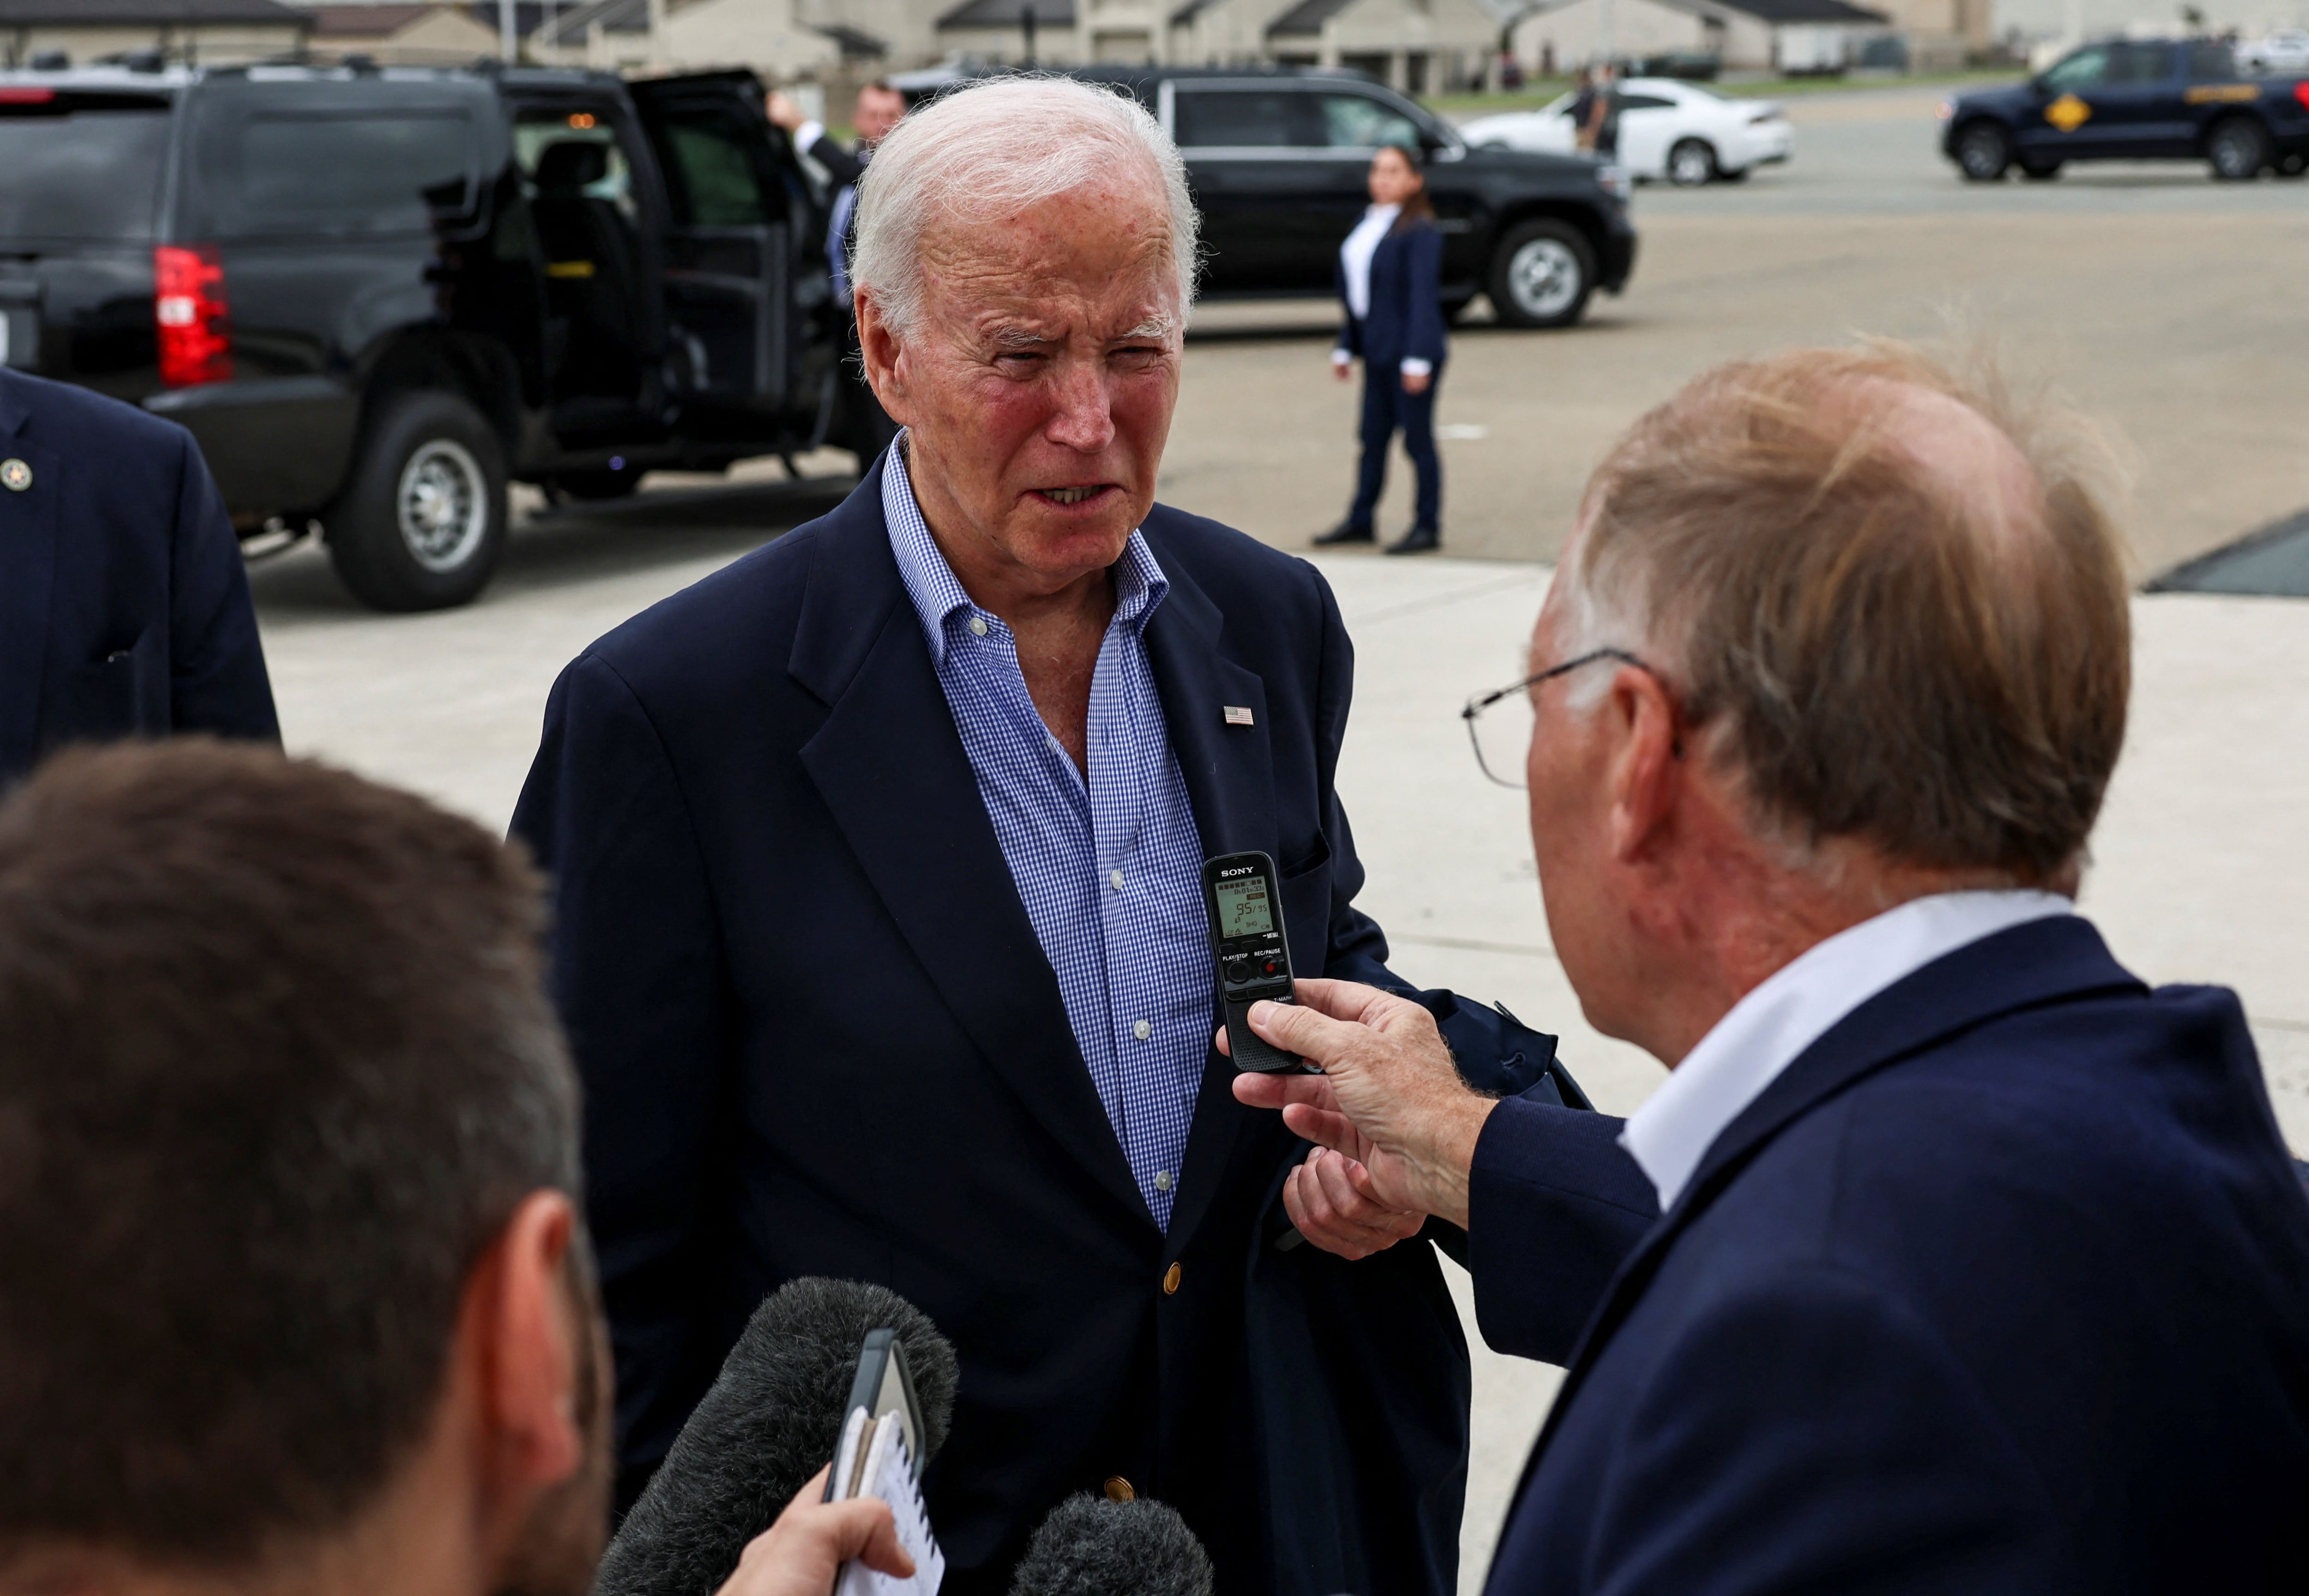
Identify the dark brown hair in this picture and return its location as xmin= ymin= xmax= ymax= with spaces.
xmin=0 ymin=741 xmax=580 ymax=1565
xmin=1566 ymin=343 xmax=2131 ymax=884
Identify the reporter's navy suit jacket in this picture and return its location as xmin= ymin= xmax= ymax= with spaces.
xmin=1471 ymin=916 xmax=2309 ymax=1595
xmin=512 ymin=462 xmax=1592 ymax=1596
xmin=0 ymin=369 xmax=277 ymax=786
xmin=1333 ymin=223 xmax=1447 ymax=374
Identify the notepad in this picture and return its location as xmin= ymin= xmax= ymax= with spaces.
xmin=828 ymin=1404 xmax=944 ymax=1596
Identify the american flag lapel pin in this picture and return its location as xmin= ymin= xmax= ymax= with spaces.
xmin=1223 ymin=706 xmax=1255 ymax=726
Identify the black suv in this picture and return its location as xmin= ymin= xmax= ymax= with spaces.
xmin=0 ymin=62 xmax=849 ymax=610
xmin=1070 ymin=66 xmax=1637 ymax=329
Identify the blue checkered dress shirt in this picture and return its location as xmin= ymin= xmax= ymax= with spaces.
xmin=883 ymin=445 xmax=1212 ymax=1229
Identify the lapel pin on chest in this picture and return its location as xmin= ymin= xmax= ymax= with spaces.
xmin=0 ymin=459 xmax=28 ymax=493
xmin=1222 ymin=706 xmax=1254 ymax=727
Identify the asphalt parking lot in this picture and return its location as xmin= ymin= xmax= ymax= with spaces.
xmin=246 ymin=78 xmax=2309 ymax=1594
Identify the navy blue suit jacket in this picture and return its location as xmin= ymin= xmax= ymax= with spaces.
xmin=0 ymin=369 xmax=277 ymax=786
xmin=1335 ymin=221 xmax=1448 ymax=374
xmin=1474 ymin=916 xmax=2309 ymax=1594
xmin=510 ymin=462 xmax=1598 ymax=1596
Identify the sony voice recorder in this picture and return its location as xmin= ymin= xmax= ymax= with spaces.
xmin=1201 ymin=851 xmax=1309 ymax=1074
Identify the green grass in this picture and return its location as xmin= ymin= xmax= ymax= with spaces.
xmin=1427 ymin=67 xmax=2022 ymax=117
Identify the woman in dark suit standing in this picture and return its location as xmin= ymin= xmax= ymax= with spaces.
xmin=1316 ymin=142 xmax=1447 ymax=555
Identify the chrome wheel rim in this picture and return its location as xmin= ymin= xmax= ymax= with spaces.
xmin=1507 ymin=238 xmax=1582 ymax=319
xmin=1669 ymin=142 xmax=1712 ymax=185
xmin=1959 ymin=127 xmax=2004 ymax=177
xmin=396 ymin=439 xmax=488 ymax=573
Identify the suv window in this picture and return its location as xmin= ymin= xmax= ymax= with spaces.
xmin=2042 ymin=47 xmax=2109 ymax=90
xmin=1316 ymin=92 xmax=1421 ymax=149
xmin=0 ymin=91 xmax=171 ymax=242
xmin=515 ymin=112 xmax=636 ymax=221
xmin=2107 ymin=42 xmax=2172 ymax=82
xmin=1173 ymin=89 xmax=1318 ymax=148
xmin=2188 ymin=41 xmax=2237 ymax=79
xmin=641 ymin=104 xmax=786 ymax=227
xmin=211 ymin=111 xmax=475 ymax=236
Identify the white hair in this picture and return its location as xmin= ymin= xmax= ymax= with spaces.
xmin=849 ymin=75 xmax=1201 ymax=338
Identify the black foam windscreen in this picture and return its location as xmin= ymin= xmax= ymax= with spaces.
xmin=592 ymin=1277 xmax=959 ymax=1596
xmin=1008 ymin=1494 xmax=1215 ymax=1596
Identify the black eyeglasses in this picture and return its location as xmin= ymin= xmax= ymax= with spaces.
xmin=1460 ymin=647 xmax=1657 ymax=789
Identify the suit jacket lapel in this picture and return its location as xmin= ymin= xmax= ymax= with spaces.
xmin=1140 ymin=535 xmax=1281 ymax=1248
xmin=791 ymin=464 xmax=1150 ymax=1225
xmin=0 ymin=387 xmax=56 ymax=781
xmin=1511 ymin=915 xmax=2147 ymax=1493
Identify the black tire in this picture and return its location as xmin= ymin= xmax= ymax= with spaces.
xmin=1666 ymin=138 xmax=1717 ymax=187
xmin=2208 ymin=115 xmax=2271 ymax=180
xmin=323 ymin=390 xmax=508 ymax=612
xmin=2276 ymin=151 xmax=2307 ymax=179
xmin=1486 ymin=219 xmax=1596 ymax=330
xmin=551 ymin=467 xmax=643 ymax=501
xmin=2019 ymin=158 xmax=2063 ymax=180
xmin=1954 ymin=120 xmax=2010 ymax=181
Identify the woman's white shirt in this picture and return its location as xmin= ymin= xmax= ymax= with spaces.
xmin=1333 ymin=204 xmax=1432 ymax=379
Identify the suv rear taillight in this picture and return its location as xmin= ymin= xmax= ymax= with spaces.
xmin=154 ymin=244 xmax=231 ymax=387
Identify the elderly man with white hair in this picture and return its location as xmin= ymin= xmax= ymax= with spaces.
xmin=1232 ymin=345 xmax=2309 ymax=1594
xmin=514 ymin=76 xmax=1596 ymax=1596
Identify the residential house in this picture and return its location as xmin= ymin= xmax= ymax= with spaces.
xmin=0 ymin=0 xmax=307 ymax=67
xmin=302 ymin=3 xmax=500 ymax=62
xmin=1511 ymin=0 xmax=1890 ymax=73
xmin=530 ymin=0 xmax=840 ymax=75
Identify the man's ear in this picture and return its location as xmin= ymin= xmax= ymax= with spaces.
xmin=855 ymin=295 xmax=910 ymax=423
xmin=1603 ymin=665 xmax=1682 ymax=869
xmin=463 ymin=1190 xmax=586 ymax=1498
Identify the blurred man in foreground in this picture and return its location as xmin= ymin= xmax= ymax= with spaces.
xmin=1235 ymin=345 xmax=2309 ymax=1592
xmin=0 ymin=742 xmax=901 ymax=1596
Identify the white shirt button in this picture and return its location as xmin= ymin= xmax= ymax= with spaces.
xmin=1109 ymin=869 xmax=1125 ymax=891
xmin=967 ymin=617 xmax=989 ymax=637
xmin=1154 ymin=1170 xmax=1173 ymax=1192
xmin=1133 ymin=1019 xmax=1151 ymax=1041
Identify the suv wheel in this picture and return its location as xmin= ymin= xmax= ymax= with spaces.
xmin=1667 ymin=139 xmax=1717 ymax=186
xmin=1487 ymin=220 xmax=1596 ymax=329
xmin=2208 ymin=116 xmax=2270 ymax=180
xmin=324 ymin=391 xmax=508 ymax=612
xmin=1955 ymin=121 xmax=2010 ymax=181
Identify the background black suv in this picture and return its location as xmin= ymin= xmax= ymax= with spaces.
xmin=0 ymin=63 xmax=848 ymax=610
xmin=1071 ymin=66 xmax=1637 ymax=328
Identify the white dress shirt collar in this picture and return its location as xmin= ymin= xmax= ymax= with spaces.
xmin=1619 ymin=889 xmax=2075 ymax=1211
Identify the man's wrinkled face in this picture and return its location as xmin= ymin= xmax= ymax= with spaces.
xmin=871 ymin=176 xmax=1182 ymax=595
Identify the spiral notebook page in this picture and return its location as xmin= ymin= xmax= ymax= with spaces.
xmin=834 ymin=1412 xmax=944 ymax=1596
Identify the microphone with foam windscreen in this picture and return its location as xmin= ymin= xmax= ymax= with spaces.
xmin=592 ymin=1277 xmax=959 ymax=1596
xmin=1008 ymin=1494 xmax=1215 ymax=1596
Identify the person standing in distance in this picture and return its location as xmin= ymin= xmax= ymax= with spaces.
xmin=768 ymin=81 xmax=909 ymax=459
xmin=1315 ymin=145 xmax=1447 ymax=556
xmin=0 ymin=367 xmax=277 ymax=786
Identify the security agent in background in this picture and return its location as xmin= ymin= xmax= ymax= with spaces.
xmin=0 ymin=740 xmax=909 ymax=1596
xmin=768 ymin=81 xmax=908 ymax=459
xmin=515 ymin=76 xmax=1598 ymax=1596
xmin=0 ymin=368 xmax=277 ymax=786
xmin=1235 ymin=346 xmax=2309 ymax=1594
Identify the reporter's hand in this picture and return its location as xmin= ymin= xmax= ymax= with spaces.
xmin=1223 ymin=979 xmax=1495 ymax=1228
xmin=714 ymin=1465 xmax=913 ymax=1596
xmin=1284 ymin=1143 xmax=1425 ymax=1259
xmin=764 ymin=90 xmax=806 ymax=134
xmin=1401 ymin=369 xmax=1432 ymax=395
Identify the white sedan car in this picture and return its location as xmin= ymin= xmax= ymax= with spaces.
xmin=2240 ymin=30 xmax=2309 ymax=72
xmin=1460 ymin=78 xmax=1793 ymax=186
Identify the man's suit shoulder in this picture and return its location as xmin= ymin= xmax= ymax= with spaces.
xmin=1 ymin=367 xmax=196 ymax=462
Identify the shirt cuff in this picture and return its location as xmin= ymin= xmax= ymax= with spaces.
xmin=1400 ymin=358 xmax=1433 ymax=378
xmin=1332 ymin=349 xmax=1353 ymax=366
xmin=795 ymin=119 xmax=826 ymax=153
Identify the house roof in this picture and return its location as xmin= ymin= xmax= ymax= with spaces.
xmin=1711 ymin=0 xmax=1886 ymax=21
xmin=937 ymin=0 xmax=1074 ymax=28
xmin=813 ymin=21 xmax=888 ymax=56
xmin=1169 ymin=0 xmax=1221 ymax=22
xmin=1266 ymin=0 xmax=1355 ymax=37
xmin=303 ymin=4 xmax=435 ymax=36
xmin=532 ymin=0 xmax=644 ymax=44
xmin=0 ymin=0 xmax=305 ymax=22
